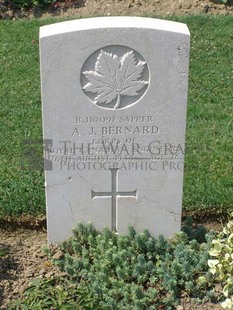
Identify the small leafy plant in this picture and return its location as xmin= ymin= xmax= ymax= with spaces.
xmin=0 ymin=248 xmax=9 ymax=257
xmin=8 ymin=276 xmax=101 ymax=310
xmin=182 ymin=216 xmax=207 ymax=243
xmin=208 ymin=214 xmax=233 ymax=309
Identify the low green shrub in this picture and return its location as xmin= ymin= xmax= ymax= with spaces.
xmin=212 ymin=0 xmax=230 ymax=5
xmin=208 ymin=213 xmax=233 ymax=309
xmin=8 ymin=0 xmax=55 ymax=9
xmin=8 ymin=0 xmax=84 ymax=10
xmin=49 ymin=223 xmax=216 ymax=309
xmin=11 ymin=221 xmax=232 ymax=309
xmin=182 ymin=216 xmax=207 ymax=243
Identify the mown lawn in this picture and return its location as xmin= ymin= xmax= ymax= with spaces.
xmin=0 ymin=15 xmax=232 ymax=217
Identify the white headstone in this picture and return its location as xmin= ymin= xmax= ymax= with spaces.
xmin=40 ymin=17 xmax=190 ymax=243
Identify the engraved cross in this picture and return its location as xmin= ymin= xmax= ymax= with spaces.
xmin=91 ymin=168 xmax=137 ymax=233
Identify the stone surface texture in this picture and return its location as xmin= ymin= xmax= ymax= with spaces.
xmin=40 ymin=17 xmax=190 ymax=243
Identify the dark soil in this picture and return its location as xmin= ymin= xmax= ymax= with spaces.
xmin=0 ymin=228 xmax=62 ymax=309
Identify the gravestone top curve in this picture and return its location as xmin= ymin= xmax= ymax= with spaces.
xmin=40 ymin=17 xmax=190 ymax=38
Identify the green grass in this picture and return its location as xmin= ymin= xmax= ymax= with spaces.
xmin=0 ymin=16 xmax=232 ymax=217
xmin=180 ymin=16 xmax=233 ymax=211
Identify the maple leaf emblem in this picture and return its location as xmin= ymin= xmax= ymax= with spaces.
xmin=82 ymin=50 xmax=148 ymax=109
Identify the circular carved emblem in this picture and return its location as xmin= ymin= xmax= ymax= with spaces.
xmin=81 ymin=45 xmax=149 ymax=110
